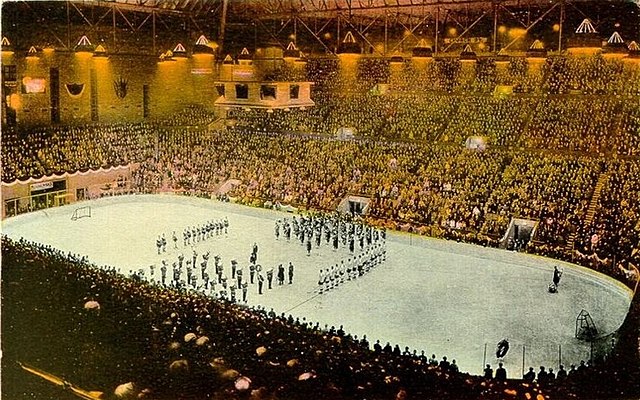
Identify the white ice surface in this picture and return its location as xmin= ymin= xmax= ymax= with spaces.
xmin=1 ymin=194 xmax=631 ymax=376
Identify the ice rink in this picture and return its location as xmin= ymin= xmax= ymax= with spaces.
xmin=1 ymin=194 xmax=632 ymax=377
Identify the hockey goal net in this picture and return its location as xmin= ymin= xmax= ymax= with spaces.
xmin=71 ymin=206 xmax=92 ymax=221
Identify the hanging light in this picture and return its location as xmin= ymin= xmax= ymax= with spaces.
xmin=526 ymin=39 xmax=547 ymax=60
xmin=26 ymin=45 xmax=40 ymax=59
xmin=1 ymin=36 xmax=13 ymax=54
xmin=627 ymin=41 xmax=640 ymax=59
xmin=284 ymin=41 xmax=302 ymax=60
xmin=93 ymin=44 xmax=108 ymax=58
xmin=603 ymin=32 xmax=627 ymax=57
xmin=459 ymin=44 xmax=477 ymax=62
xmin=237 ymin=47 xmax=252 ymax=65
xmin=74 ymin=35 xmax=94 ymax=53
xmin=568 ymin=19 xmax=601 ymax=54
xmin=412 ymin=38 xmax=433 ymax=58
xmin=193 ymin=35 xmax=215 ymax=55
xmin=158 ymin=50 xmax=176 ymax=63
xmin=337 ymin=31 xmax=361 ymax=55
xmin=222 ymin=54 xmax=234 ymax=64
xmin=172 ymin=43 xmax=188 ymax=58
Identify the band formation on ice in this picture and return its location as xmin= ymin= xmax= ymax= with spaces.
xmin=135 ymin=212 xmax=387 ymax=305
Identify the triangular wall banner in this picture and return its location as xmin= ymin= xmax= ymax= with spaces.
xmin=576 ymin=19 xmax=596 ymax=34
xmin=2 ymin=36 xmax=10 ymax=46
xmin=343 ymin=31 xmax=356 ymax=44
xmin=94 ymin=44 xmax=107 ymax=53
xmin=286 ymin=41 xmax=297 ymax=50
xmin=608 ymin=32 xmax=624 ymax=44
xmin=196 ymin=35 xmax=209 ymax=45
xmin=223 ymin=54 xmax=233 ymax=62
xmin=629 ymin=41 xmax=639 ymax=51
xmin=77 ymin=35 xmax=92 ymax=46
xmin=65 ymin=83 xmax=85 ymax=97
xmin=240 ymin=47 xmax=250 ymax=55
xmin=463 ymin=44 xmax=473 ymax=53
xmin=174 ymin=43 xmax=186 ymax=52
xmin=28 ymin=46 xmax=38 ymax=54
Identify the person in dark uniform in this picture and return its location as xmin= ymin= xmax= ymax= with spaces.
xmin=495 ymin=363 xmax=507 ymax=381
xmin=553 ymin=266 xmax=563 ymax=286
xmin=288 ymin=262 xmax=294 ymax=284
xmin=249 ymin=263 xmax=256 ymax=284
xmin=547 ymin=368 xmax=555 ymax=382
xmin=257 ymin=272 xmax=264 ymax=295
xmin=266 ymin=268 xmax=274 ymax=289
xmin=203 ymin=271 xmax=209 ymax=290
xmin=523 ymin=367 xmax=535 ymax=382
xmin=277 ymin=264 xmax=285 ymax=285
xmin=160 ymin=263 xmax=167 ymax=285
xmin=537 ymin=366 xmax=548 ymax=385
xmin=383 ymin=342 xmax=392 ymax=353
xmin=483 ymin=364 xmax=493 ymax=379
xmin=450 ymin=360 xmax=459 ymax=373
xmin=229 ymin=285 xmax=236 ymax=303
xmin=556 ymin=365 xmax=567 ymax=380
xmin=236 ymin=266 xmax=243 ymax=288
xmin=373 ymin=340 xmax=382 ymax=353
xmin=186 ymin=263 xmax=193 ymax=286
xmin=242 ymin=282 xmax=248 ymax=302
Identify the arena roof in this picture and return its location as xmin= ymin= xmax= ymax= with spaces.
xmin=80 ymin=0 xmax=604 ymax=17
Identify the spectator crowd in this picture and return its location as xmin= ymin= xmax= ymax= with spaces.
xmin=2 ymin=52 xmax=640 ymax=399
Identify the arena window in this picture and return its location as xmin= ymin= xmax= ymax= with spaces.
xmin=260 ymin=85 xmax=276 ymax=100
xmin=235 ymin=84 xmax=248 ymax=99
xmin=290 ymin=84 xmax=299 ymax=99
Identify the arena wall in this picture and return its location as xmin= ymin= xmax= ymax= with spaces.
xmin=1 ymin=166 xmax=133 ymax=218
xmin=3 ymin=51 xmax=219 ymax=128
